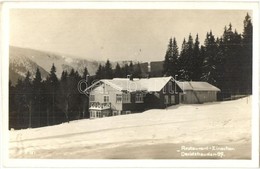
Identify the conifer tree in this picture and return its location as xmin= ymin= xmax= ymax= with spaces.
xmin=59 ymin=71 xmax=70 ymax=122
xmin=129 ymin=61 xmax=134 ymax=76
xmin=214 ymin=37 xmax=225 ymax=91
xmin=186 ymin=34 xmax=195 ymax=80
xmin=82 ymin=67 xmax=89 ymax=81
xmin=81 ymin=67 xmax=90 ymax=85
xmin=9 ymin=81 xmax=16 ymax=129
xmin=104 ymin=59 xmax=113 ymax=79
xmin=177 ymin=35 xmax=193 ymax=81
xmin=96 ymin=64 xmax=103 ymax=80
xmin=122 ymin=63 xmax=129 ymax=78
xmin=241 ymin=13 xmax=253 ymax=94
xmin=134 ymin=62 xmax=142 ymax=78
xmin=177 ymin=38 xmax=187 ymax=80
xmin=32 ymin=68 xmax=43 ymax=127
xmin=80 ymin=68 xmax=90 ymax=119
xmin=14 ymin=78 xmax=27 ymax=128
xmin=46 ymin=64 xmax=60 ymax=125
xmin=114 ymin=63 xmax=122 ymax=78
xmin=222 ymin=24 xmax=243 ymax=94
xmin=23 ymin=71 xmax=33 ymax=128
xmin=191 ymin=34 xmax=203 ymax=80
xmin=163 ymin=38 xmax=179 ymax=77
xmin=67 ymin=69 xmax=81 ymax=120
xmin=201 ymin=31 xmax=218 ymax=85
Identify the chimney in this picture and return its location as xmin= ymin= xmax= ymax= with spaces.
xmin=147 ymin=62 xmax=151 ymax=78
xmin=148 ymin=62 xmax=151 ymax=73
xmin=174 ymin=75 xmax=178 ymax=81
xmin=127 ymin=74 xmax=133 ymax=81
xmin=86 ymin=74 xmax=90 ymax=84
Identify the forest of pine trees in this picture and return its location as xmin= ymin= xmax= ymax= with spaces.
xmin=9 ymin=65 xmax=90 ymax=129
xmin=9 ymin=13 xmax=252 ymax=129
xmin=163 ymin=13 xmax=253 ymax=96
xmin=9 ymin=60 xmax=143 ymax=129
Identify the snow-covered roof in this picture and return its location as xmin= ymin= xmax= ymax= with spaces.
xmin=132 ymin=77 xmax=173 ymax=92
xmin=176 ymin=81 xmax=220 ymax=92
xmin=102 ymin=79 xmax=147 ymax=92
xmin=86 ymin=77 xmax=220 ymax=93
xmin=86 ymin=76 xmax=174 ymax=92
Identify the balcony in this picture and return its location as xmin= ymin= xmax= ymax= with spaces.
xmin=89 ymin=102 xmax=111 ymax=110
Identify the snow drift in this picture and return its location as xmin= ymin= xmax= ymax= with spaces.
xmin=9 ymin=96 xmax=251 ymax=159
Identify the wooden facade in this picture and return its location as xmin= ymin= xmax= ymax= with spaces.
xmin=87 ymin=77 xmax=180 ymax=119
xmin=144 ymin=81 xmax=181 ymax=109
xmin=181 ymin=91 xmax=218 ymax=104
xmin=176 ymin=81 xmax=220 ymax=104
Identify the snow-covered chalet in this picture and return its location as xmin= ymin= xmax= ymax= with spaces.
xmin=85 ymin=76 xmax=220 ymax=119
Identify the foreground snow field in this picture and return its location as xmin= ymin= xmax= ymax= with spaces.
xmin=9 ymin=96 xmax=251 ymax=159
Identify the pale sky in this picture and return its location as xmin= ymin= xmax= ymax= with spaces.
xmin=10 ymin=9 xmax=251 ymax=62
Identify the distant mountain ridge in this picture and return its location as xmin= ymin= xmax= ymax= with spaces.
xmin=9 ymin=46 xmax=101 ymax=84
xmin=9 ymin=46 xmax=164 ymax=84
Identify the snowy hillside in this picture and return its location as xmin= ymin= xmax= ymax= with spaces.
xmin=9 ymin=52 xmax=49 ymax=83
xmin=9 ymin=46 xmax=101 ymax=83
xmin=9 ymin=46 xmax=149 ymax=84
xmin=9 ymin=96 xmax=251 ymax=159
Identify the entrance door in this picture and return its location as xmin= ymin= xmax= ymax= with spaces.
xmin=171 ymin=95 xmax=175 ymax=104
xmin=179 ymin=94 xmax=185 ymax=103
xmin=91 ymin=110 xmax=96 ymax=118
xmin=113 ymin=111 xmax=118 ymax=116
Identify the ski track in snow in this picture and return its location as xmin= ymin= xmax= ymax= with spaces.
xmin=9 ymin=96 xmax=251 ymax=159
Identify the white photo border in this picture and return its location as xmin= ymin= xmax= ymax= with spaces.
xmin=1 ymin=1 xmax=259 ymax=168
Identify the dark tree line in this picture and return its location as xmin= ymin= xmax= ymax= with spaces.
xmin=163 ymin=13 xmax=253 ymax=96
xmin=9 ymin=65 xmax=91 ymax=129
xmin=9 ymin=60 xmax=143 ymax=129
xmin=96 ymin=59 xmax=142 ymax=79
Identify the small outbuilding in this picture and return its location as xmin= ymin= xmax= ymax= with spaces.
xmin=176 ymin=81 xmax=220 ymax=104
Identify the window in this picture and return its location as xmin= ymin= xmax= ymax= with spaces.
xmin=163 ymin=85 xmax=166 ymax=93
xmin=126 ymin=111 xmax=131 ymax=114
xmin=97 ymin=111 xmax=101 ymax=118
xmin=104 ymin=95 xmax=109 ymax=103
xmin=169 ymin=82 xmax=172 ymax=93
xmin=171 ymin=95 xmax=175 ymax=104
xmin=164 ymin=95 xmax=169 ymax=104
xmin=135 ymin=93 xmax=144 ymax=103
xmin=123 ymin=93 xmax=131 ymax=103
xmin=91 ymin=111 xmax=97 ymax=118
xmin=122 ymin=110 xmax=131 ymax=115
xmin=90 ymin=95 xmax=95 ymax=102
xmin=113 ymin=111 xmax=119 ymax=116
xmin=116 ymin=94 xmax=122 ymax=103
xmin=181 ymin=95 xmax=185 ymax=102
xmin=169 ymin=82 xmax=175 ymax=94
xmin=90 ymin=111 xmax=94 ymax=118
